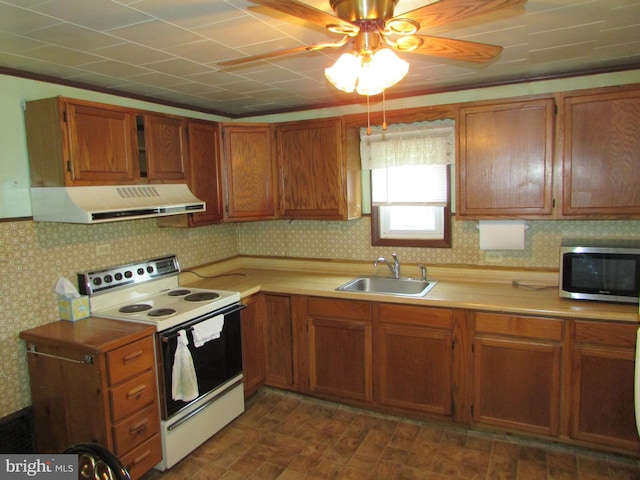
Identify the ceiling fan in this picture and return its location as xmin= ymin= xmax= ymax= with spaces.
xmin=218 ymin=0 xmax=526 ymax=94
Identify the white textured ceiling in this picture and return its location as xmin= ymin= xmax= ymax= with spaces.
xmin=1 ymin=0 xmax=639 ymax=117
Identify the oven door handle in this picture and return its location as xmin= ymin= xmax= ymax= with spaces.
xmin=160 ymin=302 xmax=246 ymax=341
xmin=167 ymin=378 xmax=243 ymax=431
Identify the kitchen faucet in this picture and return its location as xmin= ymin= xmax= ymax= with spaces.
xmin=374 ymin=253 xmax=401 ymax=279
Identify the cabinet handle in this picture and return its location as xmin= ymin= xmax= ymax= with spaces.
xmin=130 ymin=449 xmax=151 ymax=467
xmin=126 ymin=384 xmax=146 ymax=399
xmin=122 ymin=350 xmax=143 ymax=364
xmin=129 ymin=418 xmax=149 ymax=434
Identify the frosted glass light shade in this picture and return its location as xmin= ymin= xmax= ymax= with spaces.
xmin=325 ymin=48 xmax=409 ymax=96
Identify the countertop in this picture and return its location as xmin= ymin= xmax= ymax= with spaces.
xmin=179 ymin=258 xmax=640 ymax=323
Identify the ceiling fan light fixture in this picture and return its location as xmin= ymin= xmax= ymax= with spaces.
xmin=325 ymin=47 xmax=409 ymax=96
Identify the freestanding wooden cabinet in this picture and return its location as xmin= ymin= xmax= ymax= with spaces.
xmin=25 ymin=97 xmax=139 ymax=186
xmin=220 ymin=124 xmax=277 ymax=221
xmin=569 ymin=320 xmax=640 ymax=452
xmin=561 ymin=86 xmax=640 ymax=217
xmin=374 ymin=304 xmax=453 ymax=416
xmin=20 ymin=318 xmax=162 ymax=480
xmin=305 ymin=297 xmax=372 ymax=402
xmin=456 ymin=97 xmax=555 ymax=218
xmin=275 ymin=118 xmax=361 ymax=220
xmin=471 ymin=312 xmax=563 ymax=437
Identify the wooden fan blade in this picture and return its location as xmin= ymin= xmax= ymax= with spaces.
xmin=218 ymin=46 xmax=314 ymax=67
xmin=400 ymin=0 xmax=526 ymax=30
xmin=408 ymin=35 xmax=503 ymax=63
xmin=247 ymin=0 xmax=355 ymax=30
xmin=218 ymin=37 xmax=350 ymax=67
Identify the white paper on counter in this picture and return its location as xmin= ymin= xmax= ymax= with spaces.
xmin=478 ymin=220 xmax=526 ymax=250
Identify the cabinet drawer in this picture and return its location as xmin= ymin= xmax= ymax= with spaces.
xmin=378 ymin=304 xmax=452 ymax=329
xmin=109 ymin=369 xmax=157 ymax=422
xmin=307 ymin=297 xmax=371 ymax=321
xmin=573 ymin=321 xmax=637 ymax=348
xmin=475 ymin=313 xmax=563 ymax=341
xmin=112 ymin=403 xmax=160 ymax=456
xmin=120 ymin=433 xmax=162 ymax=480
xmin=107 ymin=337 xmax=155 ymax=386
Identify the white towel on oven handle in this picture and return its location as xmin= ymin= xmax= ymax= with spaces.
xmin=192 ymin=314 xmax=224 ymax=347
xmin=171 ymin=330 xmax=199 ymax=402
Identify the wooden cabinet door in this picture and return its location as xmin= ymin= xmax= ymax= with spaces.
xmin=141 ymin=113 xmax=188 ymax=182
xmin=456 ymin=98 xmax=554 ymax=218
xmin=472 ymin=313 xmax=563 ymax=436
xmin=306 ymin=297 xmax=372 ymax=402
xmin=562 ymin=86 xmax=640 ymax=217
xmin=263 ymin=294 xmax=294 ymax=389
xmin=221 ymin=124 xmax=277 ymax=221
xmin=570 ymin=321 xmax=640 ymax=453
xmin=66 ymin=101 xmax=139 ymax=185
xmin=375 ymin=304 xmax=453 ymax=416
xmin=276 ymin=118 xmax=353 ymax=220
xmin=241 ymin=295 xmax=265 ymax=397
xmin=186 ymin=120 xmax=223 ymax=226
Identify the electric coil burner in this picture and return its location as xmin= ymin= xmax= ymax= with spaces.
xmin=78 ymin=255 xmax=245 ymax=471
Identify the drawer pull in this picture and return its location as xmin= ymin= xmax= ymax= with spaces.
xmin=130 ymin=449 xmax=151 ymax=466
xmin=129 ymin=419 xmax=149 ymax=434
xmin=126 ymin=384 xmax=146 ymax=399
xmin=122 ymin=350 xmax=143 ymax=364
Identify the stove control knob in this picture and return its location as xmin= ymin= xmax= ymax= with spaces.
xmin=124 ymin=271 xmax=133 ymax=278
xmin=93 ymin=278 xmax=102 ymax=286
xmin=146 ymin=266 xmax=154 ymax=274
xmin=104 ymin=275 xmax=113 ymax=283
xmin=114 ymin=273 xmax=123 ymax=281
xmin=137 ymin=268 xmax=144 ymax=276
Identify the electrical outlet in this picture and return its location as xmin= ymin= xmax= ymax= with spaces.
xmin=484 ymin=251 xmax=504 ymax=264
xmin=96 ymin=244 xmax=112 ymax=256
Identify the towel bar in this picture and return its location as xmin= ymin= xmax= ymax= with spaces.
xmin=26 ymin=344 xmax=93 ymax=364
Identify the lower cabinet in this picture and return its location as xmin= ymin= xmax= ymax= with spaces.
xmin=569 ymin=321 xmax=640 ymax=452
xmin=263 ymin=294 xmax=295 ymax=389
xmin=240 ymin=295 xmax=265 ymax=397
xmin=374 ymin=303 xmax=453 ymax=416
xmin=305 ymin=297 xmax=373 ymax=402
xmin=471 ymin=312 xmax=563 ymax=437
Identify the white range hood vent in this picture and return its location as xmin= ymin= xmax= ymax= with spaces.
xmin=30 ymin=184 xmax=205 ymax=224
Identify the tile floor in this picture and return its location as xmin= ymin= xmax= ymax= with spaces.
xmin=141 ymin=388 xmax=640 ymax=480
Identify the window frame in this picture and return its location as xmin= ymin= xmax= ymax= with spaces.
xmin=370 ymin=165 xmax=452 ymax=247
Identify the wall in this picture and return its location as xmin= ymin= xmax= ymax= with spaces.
xmin=2 ymin=70 xmax=640 ymax=419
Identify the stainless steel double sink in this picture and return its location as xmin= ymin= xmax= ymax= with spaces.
xmin=336 ymin=276 xmax=437 ymax=298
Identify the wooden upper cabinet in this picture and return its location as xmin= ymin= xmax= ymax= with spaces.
xmin=456 ymin=97 xmax=555 ymax=218
xmin=26 ymin=97 xmax=139 ymax=186
xmin=561 ymin=86 xmax=640 ymax=217
xmin=221 ymin=123 xmax=277 ymax=221
xmin=276 ymin=118 xmax=361 ymax=220
xmin=140 ymin=113 xmax=188 ymax=182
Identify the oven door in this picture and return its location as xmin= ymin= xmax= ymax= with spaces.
xmin=158 ymin=302 xmax=245 ymax=419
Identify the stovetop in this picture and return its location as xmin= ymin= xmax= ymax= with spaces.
xmin=80 ymin=256 xmax=241 ymax=331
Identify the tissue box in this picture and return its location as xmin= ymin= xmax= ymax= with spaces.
xmin=58 ymin=296 xmax=90 ymax=322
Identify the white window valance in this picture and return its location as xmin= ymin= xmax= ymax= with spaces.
xmin=360 ymin=119 xmax=455 ymax=170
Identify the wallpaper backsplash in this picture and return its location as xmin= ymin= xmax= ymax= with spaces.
xmin=2 ymin=215 xmax=640 ymax=417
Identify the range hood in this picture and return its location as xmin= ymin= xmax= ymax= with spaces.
xmin=30 ymin=184 xmax=206 ymax=224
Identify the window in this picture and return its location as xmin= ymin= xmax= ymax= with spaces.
xmin=360 ymin=120 xmax=454 ymax=247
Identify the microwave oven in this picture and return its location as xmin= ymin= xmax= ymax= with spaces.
xmin=560 ymin=243 xmax=640 ymax=304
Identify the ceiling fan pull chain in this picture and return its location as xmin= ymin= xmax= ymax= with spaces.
xmin=367 ymin=95 xmax=372 ymax=135
xmin=382 ymin=90 xmax=388 ymax=130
